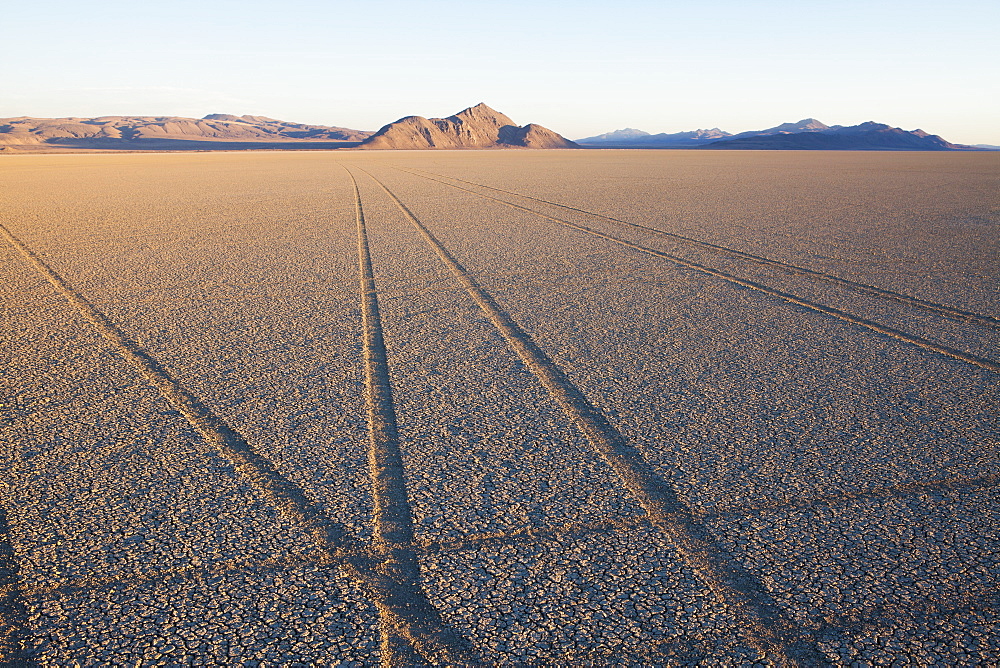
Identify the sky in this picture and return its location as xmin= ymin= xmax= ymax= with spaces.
xmin=3 ymin=0 xmax=998 ymax=144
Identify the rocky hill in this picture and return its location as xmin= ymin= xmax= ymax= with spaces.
xmin=0 ymin=114 xmax=372 ymax=151
xmin=358 ymin=103 xmax=578 ymax=150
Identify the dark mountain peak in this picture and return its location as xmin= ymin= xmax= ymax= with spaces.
xmin=708 ymin=120 xmax=960 ymax=150
xmin=570 ymin=116 xmax=971 ymax=151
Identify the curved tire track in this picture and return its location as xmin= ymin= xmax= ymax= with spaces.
xmin=389 ymin=170 xmax=1000 ymax=375
xmin=0 ymin=222 xmax=472 ymax=667
xmin=358 ymin=168 xmax=824 ymax=666
xmin=400 ymin=166 xmax=1000 ymax=331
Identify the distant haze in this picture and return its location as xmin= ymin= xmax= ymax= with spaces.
xmin=3 ymin=0 xmax=998 ymax=145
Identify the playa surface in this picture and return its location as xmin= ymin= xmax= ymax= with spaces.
xmin=2 ymin=150 xmax=998 ymax=664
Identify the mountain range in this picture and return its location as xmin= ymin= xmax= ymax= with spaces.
xmin=577 ymin=127 xmax=732 ymax=147
xmin=0 ymin=104 xmax=576 ymax=152
xmin=576 ymin=118 xmax=973 ymax=150
xmin=0 ymin=109 xmax=985 ymax=152
xmin=0 ymin=114 xmax=372 ymax=151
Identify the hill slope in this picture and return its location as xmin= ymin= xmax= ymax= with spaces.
xmin=0 ymin=115 xmax=372 ymax=151
xmin=358 ymin=103 xmax=578 ymax=150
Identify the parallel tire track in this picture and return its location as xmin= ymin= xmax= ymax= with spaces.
xmin=347 ymin=167 xmax=478 ymax=666
xmin=391 ymin=170 xmax=1000 ymax=374
xmin=359 ymin=168 xmax=824 ymax=666
xmin=401 ymin=167 xmax=1000 ymax=331
xmin=0 ymin=222 xmax=471 ymax=667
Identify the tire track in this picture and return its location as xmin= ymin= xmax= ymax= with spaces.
xmin=359 ymin=167 xmax=823 ymax=666
xmin=0 ymin=222 xmax=473 ymax=667
xmin=346 ymin=167 xmax=478 ymax=666
xmin=400 ymin=166 xmax=1000 ymax=331
xmin=388 ymin=170 xmax=1000 ymax=374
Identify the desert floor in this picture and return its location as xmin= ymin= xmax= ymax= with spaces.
xmin=2 ymin=149 xmax=998 ymax=665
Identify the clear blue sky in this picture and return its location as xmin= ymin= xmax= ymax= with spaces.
xmin=4 ymin=0 xmax=998 ymax=144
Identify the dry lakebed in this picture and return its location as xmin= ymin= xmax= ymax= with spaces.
xmin=1 ymin=149 xmax=998 ymax=665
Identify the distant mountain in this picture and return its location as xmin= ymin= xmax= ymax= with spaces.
xmin=0 ymin=114 xmax=372 ymax=151
xmin=577 ymin=128 xmax=651 ymax=143
xmin=727 ymin=118 xmax=833 ymax=139
xmin=575 ymin=118 xmax=972 ymax=151
xmin=708 ymin=121 xmax=962 ymax=150
xmin=763 ymin=118 xmax=831 ymax=132
xmin=1 ymin=112 xmax=981 ymax=153
xmin=577 ymin=127 xmax=730 ymax=147
xmin=576 ymin=119 xmax=830 ymax=147
xmin=358 ymin=103 xmax=578 ymax=150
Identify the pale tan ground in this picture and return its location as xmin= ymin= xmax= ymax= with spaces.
xmin=1 ymin=150 xmax=998 ymax=665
